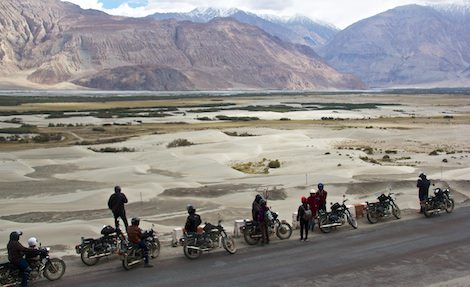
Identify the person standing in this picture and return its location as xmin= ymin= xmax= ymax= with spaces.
xmin=108 ymin=185 xmax=129 ymax=231
xmin=297 ymin=196 xmax=312 ymax=241
xmin=417 ymin=172 xmax=431 ymax=213
xmin=316 ymin=183 xmax=328 ymax=212
xmin=307 ymin=189 xmax=318 ymax=231
xmin=258 ymin=199 xmax=269 ymax=245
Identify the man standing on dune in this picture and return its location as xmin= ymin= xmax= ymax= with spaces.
xmin=108 ymin=185 xmax=129 ymax=231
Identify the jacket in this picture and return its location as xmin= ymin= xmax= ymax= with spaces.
xmin=127 ymin=225 xmax=142 ymax=244
xmin=108 ymin=192 xmax=128 ymax=214
xmin=297 ymin=203 xmax=310 ymax=221
xmin=7 ymin=241 xmax=32 ymax=265
xmin=185 ymin=213 xmax=202 ymax=233
xmin=307 ymin=195 xmax=318 ymax=216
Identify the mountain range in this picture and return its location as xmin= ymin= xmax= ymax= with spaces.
xmin=0 ymin=0 xmax=469 ymax=90
xmin=0 ymin=0 xmax=362 ymax=90
xmin=320 ymin=4 xmax=470 ymax=87
xmin=150 ymin=8 xmax=338 ymax=51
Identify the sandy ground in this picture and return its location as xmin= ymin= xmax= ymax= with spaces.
xmin=0 ymin=93 xmax=469 ymax=258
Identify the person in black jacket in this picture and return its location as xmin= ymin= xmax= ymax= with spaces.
xmin=184 ymin=204 xmax=202 ymax=233
xmin=7 ymin=231 xmax=40 ymax=287
xmin=251 ymin=194 xmax=263 ymax=222
xmin=108 ymin=185 xmax=129 ymax=231
xmin=297 ymin=197 xmax=312 ymax=241
xmin=417 ymin=172 xmax=431 ymax=213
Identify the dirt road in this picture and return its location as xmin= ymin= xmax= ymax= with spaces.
xmin=36 ymin=206 xmax=470 ymax=287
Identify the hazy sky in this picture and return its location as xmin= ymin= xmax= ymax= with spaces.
xmin=62 ymin=0 xmax=470 ymax=28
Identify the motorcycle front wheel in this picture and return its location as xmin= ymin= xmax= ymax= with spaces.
xmin=43 ymin=258 xmax=66 ymax=281
xmin=183 ymin=243 xmax=202 ymax=260
xmin=366 ymin=211 xmax=379 ymax=224
xmin=276 ymin=222 xmax=293 ymax=240
xmin=243 ymin=228 xmax=260 ymax=245
xmin=80 ymin=245 xmax=99 ymax=266
xmin=445 ymin=198 xmax=455 ymax=213
xmin=222 ymin=235 xmax=237 ymax=254
xmin=391 ymin=203 xmax=401 ymax=219
xmin=318 ymin=216 xmax=332 ymax=233
xmin=148 ymin=239 xmax=160 ymax=259
xmin=347 ymin=212 xmax=358 ymax=229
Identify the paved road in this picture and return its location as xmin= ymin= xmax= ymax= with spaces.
xmin=42 ymin=207 xmax=470 ymax=287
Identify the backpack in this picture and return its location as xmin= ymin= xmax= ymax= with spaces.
xmin=303 ymin=204 xmax=313 ymax=220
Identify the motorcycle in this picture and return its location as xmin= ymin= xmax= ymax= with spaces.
xmin=366 ymin=193 xmax=401 ymax=224
xmin=181 ymin=220 xmax=237 ymax=260
xmin=120 ymin=225 xmax=160 ymax=270
xmin=318 ymin=196 xmax=358 ymax=233
xmin=0 ymin=246 xmax=66 ymax=286
xmin=76 ymin=224 xmax=126 ymax=266
xmin=241 ymin=209 xmax=292 ymax=245
xmin=423 ymin=187 xmax=454 ymax=217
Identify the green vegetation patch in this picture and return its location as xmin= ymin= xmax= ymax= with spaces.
xmin=232 ymin=158 xmax=281 ymax=174
xmin=167 ymin=138 xmax=194 ymax=148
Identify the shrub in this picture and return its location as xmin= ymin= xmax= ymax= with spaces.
xmin=279 ymin=118 xmax=291 ymax=121
xmin=92 ymin=127 xmax=106 ymax=132
xmin=268 ymin=160 xmax=281 ymax=168
xmin=429 ymin=150 xmax=439 ymax=156
xmin=167 ymin=138 xmax=194 ymax=148
xmin=385 ymin=150 xmax=397 ymax=154
xmin=382 ymin=155 xmax=391 ymax=162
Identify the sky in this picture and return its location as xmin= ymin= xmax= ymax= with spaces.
xmin=62 ymin=0 xmax=470 ymax=29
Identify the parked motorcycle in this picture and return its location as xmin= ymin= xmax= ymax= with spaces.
xmin=76 ymin=224 xmax=126 ymax=266
xmin=241 ymin=209 xmax=292 ymax=245
xmin=423 ymin=187 xmax=454 ymax=217
xmin=318 ymin=196 xmax=358 ymax=233
xmin=181 ymin=220 xmax=236 ymax=260
xmin=120 ymin=225 xmax=160 ymax=270
xmin=0 ymin=246 xmax=66 ymax=286
xmin=366 ymin=193 xmax=401 ymax=224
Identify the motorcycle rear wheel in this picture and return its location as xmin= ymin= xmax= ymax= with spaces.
xmin=243 ymin=229 xmax=260 ymax=245
xmin=80 ymin=245 xmax=99 ymax=266
xmin=44 ymin=258 xmax=66 ymax=281
xmin=222 ymin=236 xmax=237 ymax=254
xmin=276 ymin=222 xmax=292 ymax=240
xmin=183 ymin=243 xmax=202 ymax=260
xmin=445 ymin=198 xmax=454 ymax=213
xmin=392 ymin=203 xmax=401 ymax=219
xmin=366 ymin=211 xmax=379 ymax=224
xmin=319 ymin=216 xmax=332 ymax=233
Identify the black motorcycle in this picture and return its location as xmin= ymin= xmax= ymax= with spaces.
xmin=366 ymin=193 xmax=401 ymax=224
xmin=181 ymin=220 xmax=236 ymax=260
xmin=120 ymin=225 xmax=160 ymax=270
xmin=76 ymin=224 xmax=126 ymax=266
xmin=241 ymin=209 xmax=292 ymax=245
xmin=318 ymin=196 xmax=358 ymax=233
xmin=0 ymin=246 xmax=66 ymax=286
xmin=423 ymin=187 xmax=454 ymax=217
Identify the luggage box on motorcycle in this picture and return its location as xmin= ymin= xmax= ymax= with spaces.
xmin=101 ymin=225 xmax=116 ymax=236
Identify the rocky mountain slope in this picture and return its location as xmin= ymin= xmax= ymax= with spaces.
xmin=0 ymin=0 xmax=363 ymax=90
xmin=319 ymin=5 xmax=470 ymax=87
xmin=150 ymin=8 xmax=338 ymax=51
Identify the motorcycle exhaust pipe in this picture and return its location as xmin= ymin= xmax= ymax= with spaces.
xmin=88 ymin=252 xmax=113 ymax=259
xmin=320 ymin=223 xmax=343 ymax=228
xmin=426 ymin=209 xmax=441 ymax=213
xmin=127 ymin=259 xmax=142 ymax=266
xmin=186 ymin=246 xmax=209 ymax=252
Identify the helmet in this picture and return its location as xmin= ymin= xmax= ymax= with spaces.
xmin=27 ymin=237 xmax=38 ymax=247
xmin=318 ymin=183 xmax=324 ymax=190
xmin=301 ymin=196 xmax=307 ymax=204
xmin=114 ymin=185 xmax=121 ymax=193
xmin=9 ymin=231 xmax=22 ymax=241
xmin=187 ymin=204 xmax=195 ymax=214
xmin=309 ymin=189 xmax=316 ymax=194
xmin=419 ymin=172 xmax=426 ymax=179
xmin=131 ymin=217 xmax=140 ymax=226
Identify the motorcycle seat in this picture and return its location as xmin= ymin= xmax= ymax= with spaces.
xmin=0 ymin=262 xmax=16 ymax=270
